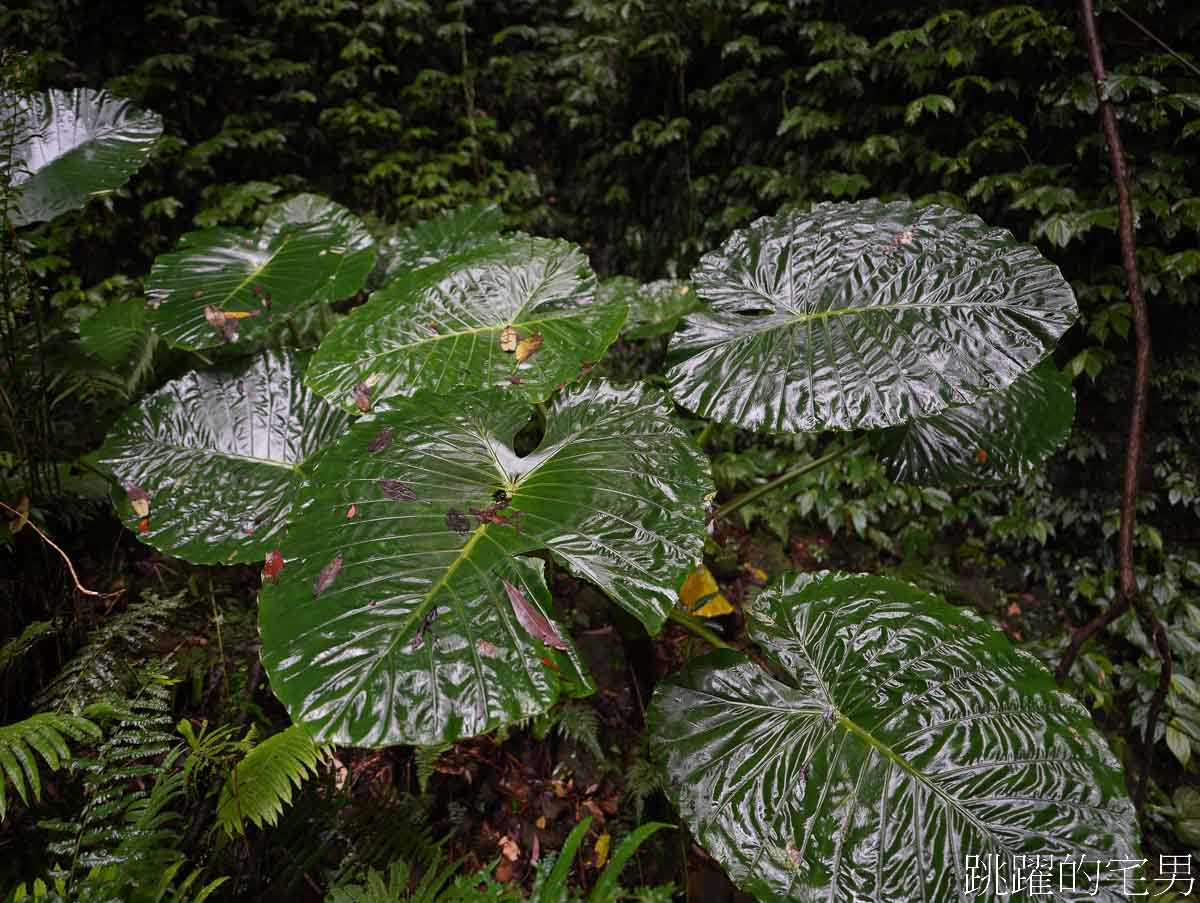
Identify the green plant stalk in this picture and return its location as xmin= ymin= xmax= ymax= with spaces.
xmin=667 ymin=608 xmax=732 ymax=650
xmin=712 ymin=441 xmax=861 ymax=521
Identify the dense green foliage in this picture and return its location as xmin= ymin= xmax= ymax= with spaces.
xmin=3 ymin=1 xmax=1200 ymax=900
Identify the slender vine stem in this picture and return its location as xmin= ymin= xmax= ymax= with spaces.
xmin=1056 ymin=0 xmax=1166 ymax=811
xmin=667 ymin=607 xmax=732 ymax=650
xmin=712 ymin=441 xmax=860 ymax=522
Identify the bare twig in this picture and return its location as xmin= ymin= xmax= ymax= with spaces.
xmin=1056 ymin=0 xmax=1167 ymax=811
xmin=0 ymin=499 xmax=122 ymax=601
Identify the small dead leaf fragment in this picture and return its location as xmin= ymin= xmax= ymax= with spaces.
xmin=445 ymin=509 xmax=471 ymax=535
xmin=427 ymin=321 xmax=439 ymax=334
xmin=786 ymin=840 xmax=802 ymax=867
xmin=679 ymin=565 xmax=734 ymax=618
xmin=124 ymin=482 xmax=151 ymax=518
xmin=222 ymin=310 xmax=257 ymax=320
xmin=595 ymin=833 xmax=611 ymax=868
xmin=975 ymin=448 xmax=988 ymax=465
xmin=514 ymin=332 xmax=543 ymax=364
xmin=313 ymin=552 xmax=344 ymax=597
xmin=368 ymin=426 xmax=394 ymax=453
xmin=536 ymin=815 xmax=547 ymax=830
xmin=222 ymin=319 xmax=239 ymax=342
xmin=503 ymin=580 xmax=569 ymax=650
xmin=477 ymin=639 xmax=501 ymax=658
xmin=378 ymin=478 xmax=417 ymax=501
xmin=204 ymin=305 xmax=225 ymax=328
xmin=262 ymin=549 xmax=285 ymax=581
xmin=353 ymin=381 xmax=372 ymax=412
xmin=499 ymin=835 xmax=520 ymax=861
xmin=8 ymin=495 xmax=29 ymax=534
xmin=192 ymin=289 xmax=204 ymax=300
xmin=346 ymin=504 xmax=357 ymax=519
xmin=499 ymin=325 xmax=519 ymax=352
xmin=505 ymin=376 xmax=523 ymax=385
xmin=138 ymin=517 xmax=150 ymax=534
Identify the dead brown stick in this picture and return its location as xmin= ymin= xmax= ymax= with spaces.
xmin=0 ymin=499 xmax=122 ymax=601
xmin=1056 ymin=0 xmax=1168 ymax=811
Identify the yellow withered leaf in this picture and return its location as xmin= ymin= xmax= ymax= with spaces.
xmin=515 ymin=332 xmax=543 ymax=364
xmin=594 ymin=832 xmax=611 ymax=868
xmin=679 ymin=565 xmax=733 ymax=618
xmin=222 ymin=310 xmax=256 ymax=320
xmin=499 ymin=325 xmax=519 ymax=352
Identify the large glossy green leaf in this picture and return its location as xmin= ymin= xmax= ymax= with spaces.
xmin=597 ymin=277 xmax=705 ymax=339
xmin=306 ymin=236 xmax=626 ymax=409
xmin=79 ymin=298 xmax=147 ymax=365
xmin=368 ymin=202 xmax=504 ymax=290
xmin=258 ymin=381 xmax=711 ymax=746
xmin=649 ymin=572 xmax=1137 ymax=903
xmin=95 ymin=351 xmax=350 ymax=564
xmin=261 ymin=194 xmax=377 ymax=304
xmin=145 ymin=195 xmax=370 ymax=350
xmin=667 ymin=200 xmax=1077 ymax=433
xmin=4 ymin=88 xmax=161 ymax=227
xmin=874 ymin=360 xmax=1075 ymax=487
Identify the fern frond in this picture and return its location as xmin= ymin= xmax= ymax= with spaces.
xmin=413 ymin=742 xmax=450 ymax=794
xmin=216 ymin=724 xmax=327 ymax=835
xmin=0 ymin=619 xmax=58 ymax=676
xmin=623 ymin=756 xmax=668 ymax=823
xmin=0 ymin=711 xmax=101 ymax=820
xmin=335 ymin=791 xmax=439 ymax=880
xmin=43 ymin=670 xmax=178 ymax=877
xmin=551 ymin=703 xmax=603 ymax=760
xmin=36 ymin=590 xmax=190 ymax=712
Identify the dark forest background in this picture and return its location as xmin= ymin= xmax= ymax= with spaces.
xmin=3 ymin=1 xmax=1200 ymax=899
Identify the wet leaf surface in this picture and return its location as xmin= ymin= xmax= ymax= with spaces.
xmin=6 ymin=88 xmax=162 ymax=226
xmin=872 ymin=360 xmax=1075 ymax=487
xmin=96 ymin=351 xmax=350 ymax=564
xmin=146 ymin=194 xmax=373 ymax=351
xmin=306 ymin=236 xmax=627 ymax=408
xmin=649 ymin=571 xmax=1138 ymax=902
xmin=667 ymin=200 xmax=1077 ymax=433
xmin=258 ymin=380 xmax=711 ymax=745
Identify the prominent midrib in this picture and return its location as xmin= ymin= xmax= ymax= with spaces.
xmin=835 ymin=710 xmax=1021 ymax=863
xmin=377 ymin=311 xmax=595 ymax=353
xmin=322 ymin=526 xmax=488 ymax=730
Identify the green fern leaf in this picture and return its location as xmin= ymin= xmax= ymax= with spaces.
xmin=0 ymin=712 xmax=101 ymax=820
xmin=216 ymin=724 xmax=327 ymax=835
xmin=0 ymin=620 xmax=58 ymax=676
xmin=36 ymin=591 xmax=190 ymax=712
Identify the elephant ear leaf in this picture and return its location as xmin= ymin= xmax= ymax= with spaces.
xmin=258 ymin=380 xmax=712 ymax=746
xmin=667 ymin=200 xmax=1077 ymax=433
xmin=873 ymin=360 xmax=1075 ymax=487
xmin=306 ymin=235 xmax=627 ymax=408
xmin=4 ymin=88 xmax=161 ymax=227
xmin=597 ymin=277 xmax=704 ymax=339
xmin=369 ymin=201 xmax=504 ymax=288
xmin=145 ymin=193 xmax=371 ymax=350
xmin=649 ymin=571 xmax=1138 ymax=903
xmin=95 ymin=351 xmax=350 ymax=564
xmin=260 ymin=193 xmax=377 ymax=304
